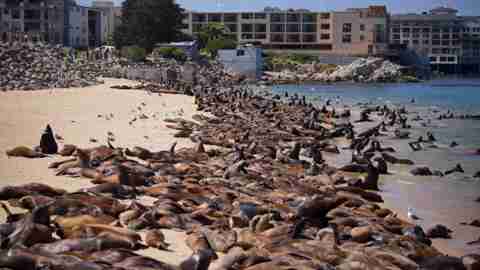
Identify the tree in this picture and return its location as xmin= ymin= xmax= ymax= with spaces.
xmin=114 ymin=0 xmax=183 ymax=51
xmin=196 ymin=23 xmax=237 ymax=58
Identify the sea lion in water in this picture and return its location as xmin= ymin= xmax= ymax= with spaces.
xmin=6 ymin=146 xmax=46 ymax=158
xmin=39 ymin=124 xmax=58 ymax=154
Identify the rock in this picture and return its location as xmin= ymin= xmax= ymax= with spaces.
xmin=462 ymin=254 xmax=480 ymax=270
xmin=410 ymin=167 xmax=433 ymax=176
xmin=426 ymin=224 xmax=452 ymax=239
xmin=350 ymin=226 xmax=371 ymax=243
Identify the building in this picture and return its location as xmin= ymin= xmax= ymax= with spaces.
xmin=218 ymin=45 xmax=263 ymax=79
xmin=87 ymin=8 xmax=103 ymax=47
xmin=67 ymin=4 xmax=89 ymax=48
xmin=0 ymin=0 xmax=67 ymax=44
xmin=183 ymin=6 xmax=389 ymax=57
xmin=390 ymin=7 xmax=464 ymax=71
xmin=459 ymin=16 xmax=480 ymax=73
xmin=91 ymin=0 xmax=115 ymax=43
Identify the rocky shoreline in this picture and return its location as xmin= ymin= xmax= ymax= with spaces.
xmin=1 ymin=68 xmax=479 ymax=269
xmin=262 ymin=58 xmax=420 ymax=84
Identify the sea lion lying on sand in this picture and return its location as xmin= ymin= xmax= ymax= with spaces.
xmin=6 ymin=146 xmax=46 ymax=158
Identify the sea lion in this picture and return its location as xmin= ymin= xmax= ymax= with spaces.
xmin=59 ymin=144 xmax=77 ymax=156
xmin=382 ymin=153 xmax=414 ymax=165
xmin=0 ymin=183 xmax=66 ymax=200
xmin=6 ymin=146 xmax=46 ymax=158
xmin=145 ymin=229 xmax=170 ymax=250
xmin=444 ymin=164 xmax=465 ymax=175
xmin=39 ymin=124 xmax=58 ymax=154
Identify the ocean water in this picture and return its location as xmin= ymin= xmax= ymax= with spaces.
xmin=270 ymin=78 xmax=480 ymax=256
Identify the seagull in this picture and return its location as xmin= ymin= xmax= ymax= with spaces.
xmin=408 ymin=207 xmax=422 ymax=220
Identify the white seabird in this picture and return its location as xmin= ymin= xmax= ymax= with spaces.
xmin=408 ymin=207 xmax=422 ymax=220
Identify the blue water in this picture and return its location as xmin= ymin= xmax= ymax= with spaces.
xmin=271 ymin=78 xmax=480 ymax=113
xmin=270 ymin=78 xmax=480 ymax=256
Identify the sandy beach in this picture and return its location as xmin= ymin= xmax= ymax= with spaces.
xmin=0 ymin=78 xmax=196 ymax=265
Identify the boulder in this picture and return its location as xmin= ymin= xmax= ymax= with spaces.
xmin=426 ymin=224 xmax=452 ymax=239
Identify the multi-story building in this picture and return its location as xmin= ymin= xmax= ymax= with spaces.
xmin=91 ymin=0 xmax=115 ymax=43
xmin=0 ymin=0 xmax=67 ymax=44
xmin=183 ymin=6 xmax=389 ymax=57
xmin=459 ymin=16 xmax=480 ymax=72
xmin=390 ymin=7 xmax=464 ymax=69
xmin=67 ymin=4 xmax=89 ymax=48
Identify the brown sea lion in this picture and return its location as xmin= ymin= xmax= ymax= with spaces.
xmin=145 ymin=229 xmax=170 ymax=250
xmin=0 ymin=183 xmax=66 ymax=200
xmin=6 ymin=146 xmax=46 ymax=158
xmin=59 ymin=144 xmax=77 ymax=156
xmin=54 ymin=215 xmax=116 ymax=239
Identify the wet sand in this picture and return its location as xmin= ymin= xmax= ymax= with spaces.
xmin=0 ymin=78 xmax=197 ymax=265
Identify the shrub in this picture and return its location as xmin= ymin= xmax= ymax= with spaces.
xmin=121 ymin=45 xmax=146 ymax=62
xmin=155 ymin=47 xmax=187 ymax=62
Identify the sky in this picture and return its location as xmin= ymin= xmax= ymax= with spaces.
xmin=78 ymin=0 xmax=480 ymax=16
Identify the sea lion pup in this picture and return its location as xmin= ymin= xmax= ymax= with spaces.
xmin=38 ymin=124 xmax=58 ymax=154
xmin=6 ymin=146 xmax=46 ymax=158
xmin=145 ymin=229 xmax=170 ymax=250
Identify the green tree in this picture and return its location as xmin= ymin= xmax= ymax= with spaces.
xmin=114 ymin=0 xmax=183 ymax=51
xmin=196 ymin=23 xmax=237 ymax=58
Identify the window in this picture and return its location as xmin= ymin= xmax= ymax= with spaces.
xmin=320 ymin=34 xmax=330 ymax=40
xmin=255 ymin=24 xmax=266 ymax=33
xmin=412 ymin=28 xmax=420 ymax=33
xmin=270 ymin=13 xmax=285 ymax=23
xmin=403 ymin=40 xmax=409 ymax=45
xmin=452 ymin=40 xmax=460 ymax=46
xmin=413 ymin=33 xmax=420 ymax=38
xmin=303 ymin=13 xmax=316 ymax=23
xmin=303 ymin=34 xmax=316 ymax=42
xmin=286 ymin=24 xmax=300 ymax=33
xmin=254 ymin=13 xmax=266 ymax=19
xmin=192 ymin=14 xmax=206 ymax=22
xmin=393 ymin=34 xmax=400 ymax=40
xmin=360 ymin=24 xmax=365 ymax=31
xmin=402 ymin=28 xmax=410 ymax=32
xmin=432 ymin=40 xmax=440 ymax=45
xmin=402 ymin=33 xmax=410 ymax=38
xmin=270 ymin=24 xmax=284 ymax=33
xmin=208 ymin=13 xmax=222 ymax=22
xmin=271 ymin=34 xmax=284 ymax=42
xmin=224 ymin=14 xmax=237 ymax=22
xmin=287 ymin=13 xmax=300 ymax=22
xmin=423 ymin=28 xmax=430 ymax=33
xmin=302 ymin=24 xmax=316 ymax=33
xmin=241 ymin=24 xmax=253 ymax=32
xmin=429 ymin=56 xmax=437 ymax=62
xmin=343 ymin=23 xmax=352 ymax=33
xmin=439 ymin=56 xmax=447 ymax=62
xmin=241 ymin=13 xmax=253 ymax=20
xmin=287 ymin=34 xmax=300 ymax=43
xmin=392 ymin=28 xmax=400 ymax=33
xmin=255 ymin=33 xmax=266 ymax=39
xmin=442 ymin=40 xmax=450 ymax=46
xmin=432 ymin=34 xmax=440 ymax=39
xmin=442 ymin=48 xmax=450 ymax=54
xmin=12 ymin=9 xmax=20 ymax=19
xmin=423 ymin=40 xmax=429 ymax=45
xmin=412 ymin=40 xmax=419 ymax=45
xmin=241 ymin=33 xmax=253 ymax=39
xmin=423 ymin=33 xmax=430 ymax=38
xmin=442 ymin=34 xmax=450 ymax=39
xmin=225 ymin=24 xmax=237 ymax=32
xmin=321 ymin=24 xmax=330 ymax=30
xmin=236 ymin=49 xmax=245 ymax=56
xmin=342 ymin=34 xmax=351 ymax=43
xmin=432 ymin=48 xmax=441 ymax=54
xmin=320 ymin=13 xmax=330 ymax=19
xmin=359 ymin=35 xmax=366 ymax=41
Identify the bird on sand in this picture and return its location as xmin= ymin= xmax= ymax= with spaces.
xmin=408 ymin=207 xmax=422 ymax=220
